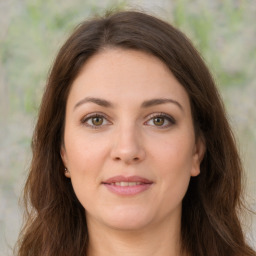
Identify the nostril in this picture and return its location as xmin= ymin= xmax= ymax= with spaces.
xmin=113 ymin=156 xmax=140 ymax=162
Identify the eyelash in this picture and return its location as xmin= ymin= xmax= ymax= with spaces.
xmin=81 ymin=113 xmax=111 ymax=129
xmin=144 ymin=113 xmax=176 ymax=128
xmin=80 ymin=112 xmax=176 ymax=129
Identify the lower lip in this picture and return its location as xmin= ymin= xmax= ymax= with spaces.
xmin=103 ymin=183 xmax=152 ymax=196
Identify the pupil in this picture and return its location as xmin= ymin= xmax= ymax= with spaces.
xmin=93 ymin=117 xmax=103 ymax=125
xmin=154 ymin=117 xmax=164 ymax=126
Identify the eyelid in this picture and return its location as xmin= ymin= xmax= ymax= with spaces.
xmin=80 ymin=112 xmax=176 ymax=129
xmin=144 ymin=112 xmax=176 ymax=128
xmin=80 ymin=112 xmax=112 ymax=128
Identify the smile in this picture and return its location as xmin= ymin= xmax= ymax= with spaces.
xmin=102 ymin=175 xmax=153 ymax=196
xmin=109 ymin=182 xmax=144 ymax=186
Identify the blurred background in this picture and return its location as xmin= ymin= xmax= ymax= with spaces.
xmin=0 ymin=0 xmax=255 ymax=254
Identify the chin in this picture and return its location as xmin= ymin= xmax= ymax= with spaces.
xmin=99 ymin=206 xmax=154 ymax=231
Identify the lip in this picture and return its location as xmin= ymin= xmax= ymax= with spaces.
xmin=102 ymin=175 xmax=153 ymax=196
xmin=103 ymin=175 xmax=153 ymax=184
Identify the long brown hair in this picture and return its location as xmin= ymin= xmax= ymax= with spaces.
xmin=16 ymin=10 xmax=256 ymax=256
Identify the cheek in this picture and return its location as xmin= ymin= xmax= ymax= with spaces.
xmin=63 ymin=132 xmax=110 ymax=204
xmin=65 ymin=130 xmax=109 ymax=171
xmin=150 ymin=133 xmax=194 ymax=173
xmin=149 ymin=134 xmax=194 ymax=193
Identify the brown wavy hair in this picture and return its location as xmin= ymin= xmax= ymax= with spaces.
xmin=16 ymin=10 xmax=256 ymax=256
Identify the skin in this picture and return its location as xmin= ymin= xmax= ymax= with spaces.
xmin=61 ymin=48 xmax=205 ymax=256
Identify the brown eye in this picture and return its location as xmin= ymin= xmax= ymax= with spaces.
xmin=82 ymin=113 xmax=111 ymax=129
xmin=153 ymin=117 xmax=165 ymax=126
xmin=92 ymin=117 xmax=103 ymax=126
xmin=145 ymin=113 xmax=176 ymax=128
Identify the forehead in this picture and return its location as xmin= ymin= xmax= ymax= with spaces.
xmin=67 ymin=48 xmax=190 ymax=111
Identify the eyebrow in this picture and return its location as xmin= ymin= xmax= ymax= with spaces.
xmin=141 ymin=98 xmax=184 ymax=111
xmin=74 ymin=97 xmax=183 ymax=112
xmin=74 ymin=97 xmax=114 ymax=110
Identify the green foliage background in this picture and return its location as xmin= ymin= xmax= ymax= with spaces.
xmin=0 ymin=0 xmax=255 ymax=254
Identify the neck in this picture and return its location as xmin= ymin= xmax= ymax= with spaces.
xmin=86 ymin=214 xmax=187 ymax=256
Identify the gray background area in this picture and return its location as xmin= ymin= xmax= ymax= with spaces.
xmin=0 ymin=0 xmax=255 ymax=255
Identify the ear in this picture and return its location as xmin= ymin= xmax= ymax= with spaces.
xmin=60 ymin=145 xmax=71 ymax=178
xmin=191 ymin=136 xmax=206 ymax=177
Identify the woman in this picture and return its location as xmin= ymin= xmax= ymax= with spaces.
xmin=16 ymin=10 xmax=256 ymax=256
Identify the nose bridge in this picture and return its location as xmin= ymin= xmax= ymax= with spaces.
xmin=111 ymin=120 xmax=145 ymax=164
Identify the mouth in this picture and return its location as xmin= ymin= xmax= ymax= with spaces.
xmin=106 ymin=181 xmax=147 ymax=186
xmin=102 ymin=175 xmax=153 ymax=196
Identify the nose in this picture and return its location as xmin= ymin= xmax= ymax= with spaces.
xmin=110 ymin=124 xmax=146 ymax=165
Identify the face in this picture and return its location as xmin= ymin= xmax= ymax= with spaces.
xmin=61 ymin=48 xmax=205 ymax=232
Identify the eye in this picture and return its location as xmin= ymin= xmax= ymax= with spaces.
xmin=81 ymin=113 xmax=110 ymax=128
xmin=152 ymin=116 xmax=165 ymax=126
xmin=145 ymin=113 xmax=176 ymax=128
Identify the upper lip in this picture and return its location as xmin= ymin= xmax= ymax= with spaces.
xmin=102 ymin=175 xmax=153 ymax=184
